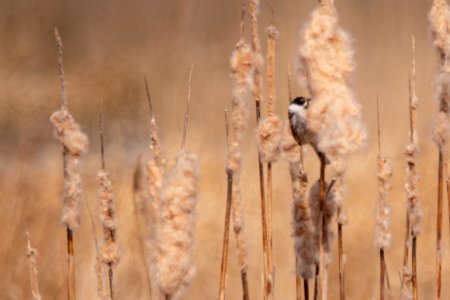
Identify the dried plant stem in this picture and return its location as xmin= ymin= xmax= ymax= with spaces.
xmin=241 ymin=269 xmax=250 ymax=300
xmin=131 ymin=159 xmax=153 ymax=300
xmin=182 ymin=65 xmax=194 ymax=149
xmin=250 ymin=0 xmax=270 ymax=295
xmin=412 ymin=236 xmax=418 ymax=300
xmin=219 ymin=168 xmax=233 ymax=300
xmin=318 ymin=154 xmax=327 ymax=300
xmin=380 ymin=249 xmax=385 ymax=300
xmin=436 ymin=149 xmax=444 ymax=300
xmin=219 ymin=110 xmax=233 ymax=300
xmin=99 ymin=111 xmax=115 ymax=300
xmin=67 ymin=227 xmax=76 ymax=300
xmin=402 ymin=211 xmax=410 ymax=287
xmin=55 ymin=28 xmax=76 ymax=300
xmin=338 ymin=223 xmax=345 ymax=300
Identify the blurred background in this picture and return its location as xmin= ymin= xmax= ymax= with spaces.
xmin=0 ymin=0 xmax=448 ymax=299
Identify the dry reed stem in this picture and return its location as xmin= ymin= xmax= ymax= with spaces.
xmin=219 ymin=110 xmax=233 ymax=300
xmin=182 ymin=65 xmax=194 ymax=149
xmin=51 ymin=28 xmax=89 ymax=300
xmin=375 ymin=98 xmax=393 ymax=300
xmin=264 ymin=15 xmax=280 ymax=298
xmin=404 ymin=34 xmax=421 ymax=300
xmin=25 ymin=232 xmax=42 ymax=300
xmin=249 ymin=0 xmax=271 ymax=297
xmin=132 ymin=156 xmax=153 ymax=300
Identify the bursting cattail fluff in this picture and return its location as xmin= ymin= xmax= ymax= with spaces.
xmin=308 ymin=180 xmax=336 ymax=263
xmin=256 ymin=116 xmax=282 ymax=162
xmin=26 ymin=233 xmax=42 ymax=300
xmin=227 ymin=39 xmax=253 ymax=270
xmin=297 ymin=2 xmax=367 ymax=159
xmin=430 ymin=0 xmax=450 ymax=148
xmin=155 ymin=150 xmax=200 ymax=299
xmin=405 ymin=144 xmax=422 ymax=237
xmin=291 ymin=161 xmax=315 ymax=279
xmin=50 ymin=107 xmax=88 ymax=230
xmin=374 ymin=156 xmax=393 ymax=249
xmin=97 ymin=170 xmax=120 ymax=265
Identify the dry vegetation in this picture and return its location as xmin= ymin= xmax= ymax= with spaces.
xmin=2 ymin=0 xmax=450 ymax=299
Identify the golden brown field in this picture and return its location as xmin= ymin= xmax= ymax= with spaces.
xmin=1 ymin=0 xmax=450 ymax=299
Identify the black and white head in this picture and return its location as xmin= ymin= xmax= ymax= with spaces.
xmin=288 ymin=97 xmax=310 ymax=127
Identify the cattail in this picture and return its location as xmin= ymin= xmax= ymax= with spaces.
xmin=298 ymin=4 xmax=366 ymax=298
xmin=308 ymin=180 xmax=336 ymax=264
xmin=50 ymin=108 xmax=88 ymax=230
xmin=25 ymin=233 xmax=41 ymax=300
xmin=298 ymin=1 xmax=367 ymax=160
xmin=291 ymin=161 xmax=315 ymax=280
xmin=256 ymin=116 xmax=282 ymax=163
xmin=155 ymin=150 xmax=200 ymax=299
xmin=51 ymin=28 xmax=88 ymax=300
xmin=374 ymin=155 xmax=393 ymax=249
xmin=429 ymin=1 xmax=450 ymax=299
xmin=95 ymin=243 xmax=109 ymax=300
xmin=98 ymin=170 xmax=120 ymax=265
xmin=227 ymin=39 xmax=253 ymax=273
xmin=256 ymin=24 xmax=282 ymax=163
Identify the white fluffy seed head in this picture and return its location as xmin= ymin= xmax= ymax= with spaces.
xmin=297 ymin=2 xmax=367 ymax=159
xmin=256 ymin=115 xmax=283 ymax=162
xmin=374 ymin=156 xmax=393 ymax=249
xmin=155 ymin=150 xmax=200 ymax=299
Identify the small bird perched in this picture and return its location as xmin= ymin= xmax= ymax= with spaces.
xmin=288 ymin=96 xmax=329 ymax=163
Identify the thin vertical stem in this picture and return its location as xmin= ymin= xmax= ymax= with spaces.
xmin=338 ymin=223 xmax=345 ymax=300
xmin=219 ymin=110 xmax=233 ymax=300
xmin=319 ymin=154 xmax=326 ymax=300
xmin=100 ymin=102 xmax=105 ymax=171
xmin=436 ymin=149 xmax=444 ymax=300
xmin=412 ymin=236 xmax=418 ymax=300
xmin=181 ymin=64 xmax=194 ymax=149
xmin=67 ymin=227 xmax=75 ymax=300
xmin=380 ymin=249 xmax=385 ymax=300
xmin=241 ymin=268 xmax=250 ymax=300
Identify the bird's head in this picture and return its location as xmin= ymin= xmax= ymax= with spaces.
xmin=288 ymin=96 xmax=310 ymax=119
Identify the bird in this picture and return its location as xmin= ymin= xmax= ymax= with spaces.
xmin=288 ymin=96 xmax=329 ymax=164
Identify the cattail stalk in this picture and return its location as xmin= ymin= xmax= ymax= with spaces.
xmin=97 ymin=110 xmax=120 ymax=300
xmin=25 ymin=232 xmax=42 ymax=300
xmin=375 ymin=98 xmax=393 ymax=300
xmin=228 ymin=4 xmax=253 ymax=297
xmin=249 ymin=0 xmax=271 ymax=297
xmin=155 ymin=83 xmax=199 ymax=299
xmin=405 ymin=34 xmax=421 ymax=300
xmin=50 ymin=28 xmax=89 ymax=300
xmin=132 ymin=156 xmax=153 ymax=300
xmin=219 ymin=110 xmax=233 ymax=300
xmin=429 ymin=2 xmax=450 ymax=299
